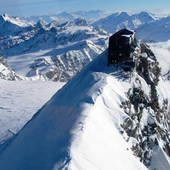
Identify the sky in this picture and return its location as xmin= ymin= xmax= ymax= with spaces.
xmin=0 ymin=0 xmax=170 ymax=17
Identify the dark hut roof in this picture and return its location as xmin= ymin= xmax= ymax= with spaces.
xmin=110 ymin=29 xmax=134 ymax=39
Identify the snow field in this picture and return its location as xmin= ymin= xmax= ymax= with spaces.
xmin=0 ymin=80 xmax=64 ymax=146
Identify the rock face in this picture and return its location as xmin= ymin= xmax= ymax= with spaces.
xmin=120 ymin=43 xmax=170 ymax=168
xmin=0 ymin=56 xmax=22 ymax=81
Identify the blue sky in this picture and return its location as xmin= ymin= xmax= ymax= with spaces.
xmin=0 ymin=0 xmax=170 ymax=17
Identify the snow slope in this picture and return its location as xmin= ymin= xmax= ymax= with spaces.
xmin=0 ymin=49 xmax=160 ymax=170
xmin=0 ymin=80 xmax=64 ymax=150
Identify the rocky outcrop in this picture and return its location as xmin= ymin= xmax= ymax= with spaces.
xmin=0 ymin=55 xmax=22 ymax=81
xmin=120 ymin=43 xmax=170 ymax=168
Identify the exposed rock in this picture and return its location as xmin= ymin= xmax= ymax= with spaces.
xmin=0 ymin=55 xmax=22 ymax=81
xmin=120 ymin=43 xmax=170 ymax=168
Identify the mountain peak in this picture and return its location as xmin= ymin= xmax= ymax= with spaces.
xmin=0 ymin=13 xmax=13 ymax=23
xmin=118 ymin=11 xmax=129 ymax=16
xmin=131 ymin=11 xmax=154 ymax=23
xmin=36 ymin=20 xmax=47 ymax=29
xmin=74 ymin=18 xmax=88 ymax=26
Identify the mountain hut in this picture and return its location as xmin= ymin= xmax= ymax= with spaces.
xmin=108 ymin=29 xmax=137 ymax=67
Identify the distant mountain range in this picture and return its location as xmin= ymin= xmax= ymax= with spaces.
xmin=92 ymin=11 xmax=170 ymax=42
xmin=0 ymin=11 xmax=170 ymax=81
xmin=4 ymin=10 xmax=170 ymax=42
xmin=22 ymin=10 xmax=109 ymax=24
xmin=92 ymin=11 xmax=154 ymax=32
xmin=0 ymin=14 xmax=108 ymax=81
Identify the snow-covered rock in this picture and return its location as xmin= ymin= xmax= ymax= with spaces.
xmin=0 ymin=55 xmax=22 ymax=81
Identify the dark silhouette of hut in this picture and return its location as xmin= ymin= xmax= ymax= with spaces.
xmin=108 ymin=29 xmax=137 ymax=68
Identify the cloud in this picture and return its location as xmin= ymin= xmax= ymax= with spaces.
xmin=150 ymin=40 xmax=170 ymax=74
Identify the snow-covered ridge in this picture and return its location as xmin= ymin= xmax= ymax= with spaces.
xmin=0 ymin=43 xmax=170 ymax=169
xmin=0 ymin=14 xmax=33 ymax=27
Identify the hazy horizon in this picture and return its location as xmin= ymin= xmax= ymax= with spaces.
xmin=0 ymin=0 xmax=170 ymax=17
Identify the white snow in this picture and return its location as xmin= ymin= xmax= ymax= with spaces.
xmin=1 ymin=14 xmax=32 ymax=27
xmin=0 ymin=80 xmax=64 ymax=146
xmin=150 ymin=146 xmax=170 ymax=170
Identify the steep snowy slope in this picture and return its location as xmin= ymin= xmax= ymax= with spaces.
xmin=1 ymin=44 xmax=170 ymax=169
xmin=92 ymin=12 xmax=131 ymax=33
xmin=131 ymin=11 xmax=154 ymax=28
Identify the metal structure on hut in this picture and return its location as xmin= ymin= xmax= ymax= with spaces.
xmin=108 ymin=29 xmax=137 ymax=70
